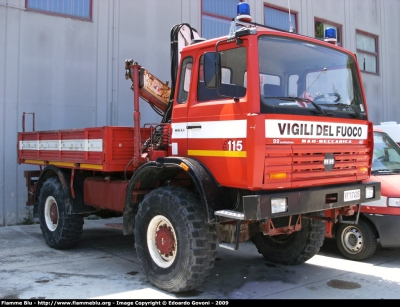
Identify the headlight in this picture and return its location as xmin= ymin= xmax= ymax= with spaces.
xmin=388 ymin=198 xmax=400 ymax=207
xmin=271 ymin=197 xmax=288 ymax=214
xmin=365 ymin=186 xmax=375 ymax=199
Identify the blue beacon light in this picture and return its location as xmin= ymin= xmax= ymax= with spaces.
xmin=324 ymin=28 xmax=337 ymax=44
xmin=236 ymin=2 xmax=252 ymax=22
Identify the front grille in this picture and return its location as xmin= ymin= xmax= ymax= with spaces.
xmin=264 ymin=143 xmax=370 ymax=187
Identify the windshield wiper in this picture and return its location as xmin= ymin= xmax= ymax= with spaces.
xmin=372 ymin=169 xmax=400 ymax=174
xmin=317 ymin=102 xmax=362 ymax=119
xmin=277 ymin=96 xmax=326 ymax=115
xmin=336 ymin=103 xmax=362 ymax=119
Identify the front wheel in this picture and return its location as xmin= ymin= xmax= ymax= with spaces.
xmin=252 ymin=213 xmax=325 ymax=265
xmin=134 ymin=186 xmax=217 ymax=293
xmin=38 ymin=177 xmax=84 ymax=249
xmin=336 ymin=218 xmax=377 ymax=261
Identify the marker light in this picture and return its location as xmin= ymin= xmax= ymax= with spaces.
xmin=358 ymin=166 xmax=368 ymax=173
xmin=269 ymin=172 xmax=287 ymax=180
xmin=179 ymin=162 xmax=189 ymax=171
xmin=236 ymin=2 xmax=252 ymax=22
xmin=324 ymin=28 xmax=337 ymax=44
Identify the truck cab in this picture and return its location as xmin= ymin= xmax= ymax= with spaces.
xmin=172 ymin=26 xmax=372 ymax=191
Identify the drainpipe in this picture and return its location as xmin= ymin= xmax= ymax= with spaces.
xmin=110 ymin=0 xmax=117 ymax=125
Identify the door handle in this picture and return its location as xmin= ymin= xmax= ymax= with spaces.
xmin=186 ymin=125 xmax=202 ymax=129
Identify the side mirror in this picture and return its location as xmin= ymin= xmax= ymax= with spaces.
xmin=203 ymin=52 xmax=221 ymax=88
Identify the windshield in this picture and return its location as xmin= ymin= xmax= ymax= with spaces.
xmin=372 ymin=131 xmax=400 ymax=174
xmin=258 ymin=36 xmax=366 ymax=119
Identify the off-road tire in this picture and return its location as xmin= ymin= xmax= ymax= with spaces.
xmin=38 ymin=177 xmax=84 ymax=249
xmin=336 ymin=218 xmax=377 ymax=261
xmin=252 ymin=213 xmax=325 ymax=265
xmin=134 ymin=186 xmax=217 ymax=293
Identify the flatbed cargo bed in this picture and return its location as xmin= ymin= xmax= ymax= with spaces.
xmin=18 ymin=126 xmax=151 ymax=172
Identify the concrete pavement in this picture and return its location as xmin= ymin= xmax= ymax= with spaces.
xmin=1 ymin=216 xmax=400 ymax=300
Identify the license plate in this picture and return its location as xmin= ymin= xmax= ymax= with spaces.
xmin=344 ymin=189 xmax=361 ymax=202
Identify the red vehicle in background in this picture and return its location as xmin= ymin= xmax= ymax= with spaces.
xmin=374 ymin=121 xmax=400 ymax=145
xmin=326 ymin=127 xmax=400 ymax=260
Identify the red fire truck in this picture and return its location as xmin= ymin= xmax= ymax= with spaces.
xmin=18 ymin=3 xmax=380 ymax=293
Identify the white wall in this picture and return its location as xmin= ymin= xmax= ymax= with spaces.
xmin=0 ymin=0 xmax=399 ymax=225
xmin=0 ymin=0 xmax=201 ymax=225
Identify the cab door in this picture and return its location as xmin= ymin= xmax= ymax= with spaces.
xmin=170 ymin=56 xmax=193 ymax=157
xmin=185 ymin=45 xmax=250 ymax=188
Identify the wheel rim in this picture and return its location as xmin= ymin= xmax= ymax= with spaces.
xmin=44 ymin=196 xmax=59 ymax=231
xmin=147 ymin=215 xmax=177 ymax=268
xmin=341 ymin=226 xmax=363 ymax=254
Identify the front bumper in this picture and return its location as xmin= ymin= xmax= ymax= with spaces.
xmin=243 ymin=181 xmax=381 ymax=220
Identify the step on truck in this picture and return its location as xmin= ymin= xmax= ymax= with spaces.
xmin=18 ymin=3 xmax=381 ymax=293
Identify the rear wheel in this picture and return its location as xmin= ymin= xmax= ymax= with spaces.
xmin=134 ymin=186 xmax=217 ymax=293
xmin=252 ymin=213 xmax=325 ymax=265
xmin=336 ymin=218 xmax=377 ymax=261
xmin=38 ymin=177 xmax=84 ymax=249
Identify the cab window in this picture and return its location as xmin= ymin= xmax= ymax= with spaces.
xmin=177 ymin=57 xmax=193 ymax=104
xmin=198 ymin=47 xmax=247 ymax=102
